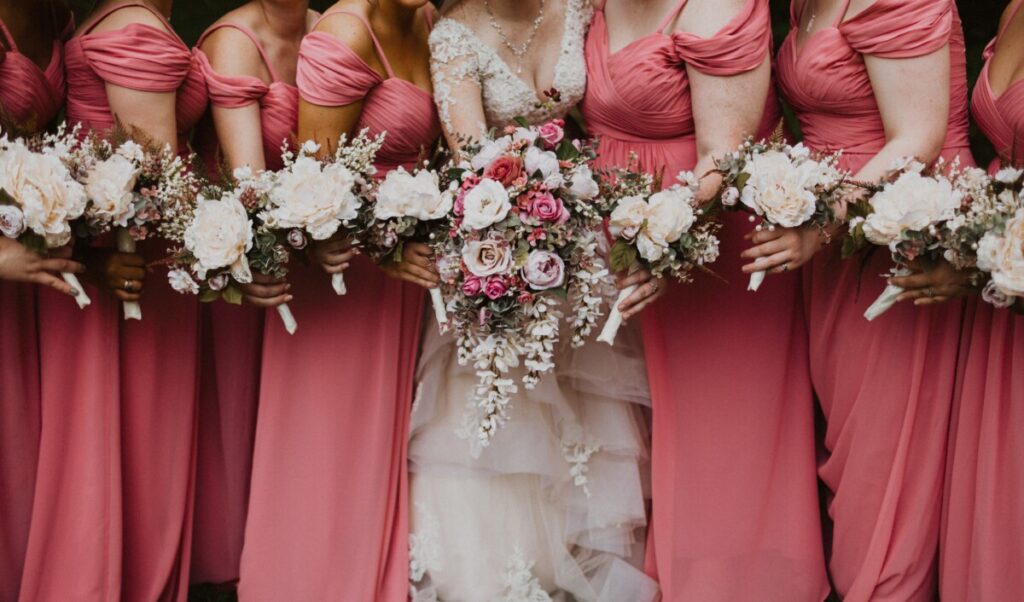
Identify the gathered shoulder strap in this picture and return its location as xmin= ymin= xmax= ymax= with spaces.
xmin=83 ymin=2 xmax=172 ymax=36
xmin=199 ymin=23 xmax=280 ymax=82
xmin=317 ymin=9 xmax=394 ymax=78
xmin=657 ymin=0 xmax=690 ymax=34
xmin=0 ymin=18 xmax=16 ymax=51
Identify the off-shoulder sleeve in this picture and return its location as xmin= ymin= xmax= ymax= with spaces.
xmin=671 ymin=0 xmax=772 ymax=76
xmin=841 ymin=0 xmax=953 ymax=58
xmin=79 ymin=24 xmax=192 ymax=92
xmin=428 ymin=18 xmax=482 ymax=135
xmin=195 ymin=48 xmax=268 ymax=108
xmin=296 ymin=32 xmax=382 ymax=107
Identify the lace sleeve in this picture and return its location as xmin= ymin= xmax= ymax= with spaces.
xmin=428 ymin=18 xmax=488 ymax=144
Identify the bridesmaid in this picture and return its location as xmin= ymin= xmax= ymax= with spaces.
xmin=581 ymin=0 xmax=829 ymax=599
xmin=236 ymin=0 xmax=437 ymax=599
xmin=767 ymin=0 xmax=974 ymax=599
xmin=0 ymin=2 xmax=81 ymax=598
xmin=939 ymin=1 xmax=1024 ymax=599
xmin=190 ymin=0 xmax=313 ymax=588
xmin=21 ymin=1 xmax=208 ymax=600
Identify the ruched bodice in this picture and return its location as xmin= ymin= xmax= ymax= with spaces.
xmin=0 ymin=18 xmax=66 ymax=129
xmin=65 ymin=3 xmax=207 ymax=154
xmin=582 ymin=0 xmax=773 ymax=147
xmin=196 ymin=24 xmax=299 ymax=171
xmin=296 ymin=11 xmax=440 ymax=175
xmin=972 ymin=0 xmax=1024 ymax=171
xmin=777 ymin=0 xmax=970 ymax=159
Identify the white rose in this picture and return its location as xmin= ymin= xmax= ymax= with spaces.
xmin=741 ymin=150 xmax=818 ymax=228
xmin=471 ymin=136 xmax=512 ymax=170
xmin=374 ymin=168 xmax=452 ymax=221
xmin=512 ymin=127 xmax=538 ymax=145
xmin=0 ymin=142 xmax=88 ymax=247
xmin=862 ymin=170 xmax=962 ymax=246
xmin=524 ymin=146 xmax=564 ymax=188
xmin=462 ymin=237 xmax=513 ymax=277
xmin=608 ymin=195 xmax=648 ymax=240
xmin=461 ymin=178 xmax=511 ymax=230
xmin=977 ymin=208 xmax=1024 ymax=299
xmin=168 ymin=268 xmax=200 ymax=294
xmin=645 ymin=187 xmax=696 ymax=243
xmin=268 ymin=156 xmax=360 ymax=240
xmin=995 ymin=166 xmax=1023 ymax=185
xmin=0 ymin=205 xmax=25 ymax=238
xmin=85 ymin=153 xmax=140 ymax=228
xmin=565 ymin=165 xmax=599 ymax=200
xmin=184 ymin=193 xmax=254 ymax=282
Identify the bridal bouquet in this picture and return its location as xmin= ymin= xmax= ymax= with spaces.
xmin=356 ymin=164 xmax=455 ymax=327
xmin=164 ymin=167 xmax=299 ymax=333
xmin=263 ymin=132 xmax=384 ymax=297
xmin=844 ymin=159 xmax=966 ymax=320
xmin=73 ymin=132 xmax=200 ymax=320
xmin=0 ymin=126 xmax=91 ymax=306
xmin=714 ymin=139 xmax=847 ymax=291
xmin=597 ymin=166 xmax=720 ymax=345
xmin=941 ymin=166 xmax=1024 ymax=308
xmin=432 ymin=120 xmax=610 ymax=446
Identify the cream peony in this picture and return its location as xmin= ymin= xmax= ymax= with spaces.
xmin=0 ymin=142 xmax=88 ymax=246
xmin=462 ymin=237 xmax=513 ymax=277
xmin=85 ymin=153 xmax=140 ymax=228
xmin=565 ymin=165 xmax=599 ymax=199
xmin=461 ymin=178 xmax=511 ymax=230
xmin=471 ymin=136 xmax=512 ymax=170
xmin=637 ymin=187 xmax=696 ymax=261
xmin=374 ymin=168 xmax=453 ymax=221
xmin=607 ymin=195 xmax=648 ymax=240
xmin=184 ymin=193 xmax=254 ymax=282
xmin=862 ymin=170 xmax=962 ymax=247
xmin=267 ymin=156 xmax=360 ymax=240
xmin=977 ymin=208 xmax=1024 ymax=299
xmin=524 ymin=146 xmax=564 ymax=188
xmin=741 ymin=150 xmax=819 ymax=228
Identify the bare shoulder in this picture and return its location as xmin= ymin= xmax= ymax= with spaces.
xmin=200 ymin=25 xmax=266 ymax=79
xmin=82 ymin=2 xmax=169 ymax=35
xmin=312 ymin=1 xmax=376 ymax=63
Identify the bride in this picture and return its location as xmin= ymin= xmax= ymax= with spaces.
xmin=398 ymin=0 xmax=658 ymax=600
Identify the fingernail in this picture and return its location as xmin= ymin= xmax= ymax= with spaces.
xmin=285 ymin=295 xmax=294 ymax=302
xmin=286 ymin=284 xmax=292 ymax=290
xmin=69 ymin=288 xmax=79 ymax=296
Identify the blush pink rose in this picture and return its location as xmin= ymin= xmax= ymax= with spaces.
xmin=462 ymin=275 xmax=483 ymax=296
xmin=522 ymin=250 xmax=565 ymax=291
xmin=483 ymin=156 xmax=524 ymax=187
xmin=483 ymin=276 xmax=508 ymax=300
xmin=538 ymin=120 xmax=565 ymax=148
xmin=529 ymin=191 xmax=569 ymax=224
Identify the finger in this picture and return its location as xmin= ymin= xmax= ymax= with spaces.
xmin=896 ymin=287 xmax=932 ymax=303
xmin=889 ymin=272 xmax=934 ymax=290
xmin=117 ymin=253 xmax=146 ymax=268
xmin=622 ymin=285 xmax=665 ymax=319
xmin=405 ymin=253 xmax=436 ymax=271
xmin=321 ymin=250 xmax=359 ymax=267
xmin=402 ymin=264 xmax=441 ymax=284
xmin=409 ymin=244 xmax=434 ymax=258
xmin=114 ymin=290 xmax=142 ymax=302
xmin=244 ymin=283 xmax=291 ymax=298
xmin=742 ymin=250 xmax=792 ymax=274
xmin=769 ymin=253 xmax=801 ymax=274
xmin=740 ymin=238 xmax=790 ymax=260
xmin=619 ymin=280 xmax=660 ymax=313
xmin=33 ymin=272 xmax=76 ymax=296
xmin=400 ymin=274 xmax=440 ymax=289
xmin=617 ymin=271 xmax=652 ymax=289
xmin=915 ymin=295 xmax=949 ymax=306
xmin=748 ymin=228 xmax=786 ymax=245
xmin=251 ymin=272 xmax=285 ymax=285
xmin=322 ymin=262 xmax=351 ymax=275
xmin=245 ymin=293 xmax=293 ymax=308
xmin=37 ymin=258 xmax=86 ymax=274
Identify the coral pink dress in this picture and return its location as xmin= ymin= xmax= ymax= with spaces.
xmin=581 ymin=1 xmax=828 ymax=600
xmin=188 ymin=23 xmax=299 ymax=587
xmin=940 ymin=3 xmax=1024 ymax=598
xmin=21 ymin=4 xmax=208 ymax=601
xmin=776 ymin=1 xmax=973 ymax=600
xmin=236 ymin=10 xmax=437 ymax=601
xmin=0 ymin=16 xmax=67 ymax=602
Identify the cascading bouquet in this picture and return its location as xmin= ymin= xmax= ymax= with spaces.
xmin=73 ymin=132 xmax=200 ymax=320
xmin=0 ymin=126 xmax=91 ymax=306
xmin=262 ymin=132 xmax=384 ymax=297
xmin=431 ymin=119 xmax=610 ymax=446
xmin=844 ymin=158 xmax=966 ymax=320
xmin=597 ymin=165 xmax=720 ymax=345
xmin=941 ymin=165 xmax=1024 ymax=308
xmin=163 ymin=166 xmax=299 ymax=333
xmin=353 ymin=163 xmax=455 ymax=327
xmin=714 ymin=139 xmax=847 ymax=291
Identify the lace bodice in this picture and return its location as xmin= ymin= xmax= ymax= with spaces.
xmin=428 ymin=0 xmax=591 ymax=133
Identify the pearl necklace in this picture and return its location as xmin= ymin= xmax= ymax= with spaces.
xmin=483 ymin=0 xmax=546 ymax=75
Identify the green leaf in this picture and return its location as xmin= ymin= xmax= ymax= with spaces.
xmin=199 ymin=288 xmax=221 ymax=303
xmin=555 ymin=139 xmax=579 ymax=161
xmin=222 ymin=285 xmax=244 ymax=305
xmin=734 ymin=172 xmax=750 ymax=191
xmin=547 ymin=287 xmax=569 ymax=300
xmin=514 ymin=116 xmax=530 ymax=128
xmin=609 ymin=239 xmax=637 ymax=273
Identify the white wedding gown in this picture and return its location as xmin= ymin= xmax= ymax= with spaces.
xmin=408 ymin=3 xmax=658 ymax=601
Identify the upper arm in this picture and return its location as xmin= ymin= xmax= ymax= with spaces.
xmin=202 ymin=28 xmax=269 ymax=170
xmin=864 ymin=48 xmax=950 ymax=160
xmin=428 ymin=20 xmax=486 ymax=152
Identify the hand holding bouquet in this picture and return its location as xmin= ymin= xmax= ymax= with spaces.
xmin=597 ymin=166 xmax=720 ymax=345
xmin=715 ymin=139 xmax=846 ymax=291
xmin=431 ymin=120 xmax=610 ymax=447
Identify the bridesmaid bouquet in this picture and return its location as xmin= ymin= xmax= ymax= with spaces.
xmin=74 ymin=133 xmax=200 ymax=320
xmin=0 ymin=126 xmax=91 ymax=306
xmin=264 ymin=133 xmax=384 ymax=297
xmin=431 ymin=120 xmax=610 ymax=446
xmin=714 ymin=139 xmax=847 ymax=291
xmin=941 ymin=166 xmax=1024 ymax=308
xmin=597 ymin=166 xmax=720 ymax=345
xmin=355 ymin=164 xmax=455 ymax=327
xmin=844 ymin=159 xmax=966 ymax=320
xmin=163 ymin=167 xmax=299 ymax=333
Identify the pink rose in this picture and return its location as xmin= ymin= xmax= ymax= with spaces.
xmin=462 ymin=275 xmax=483 ymax=296
xmin=208 ymin=273 xmax=229 ymax=291
xmin=462 ymin=237 xmax=513 ymax=277
xmin=522 ymin=250 xmax=565 ymax=291
xmin=287 ymin=228 xmax=308 ymax=249
xmin=483 ymin=156 xmax=523 ymax=187
xmin=517 ymin=291 xmax=535 ymax=304
xmin=128 ymin=225 xmax=149 ymax=241
xmin=538 ymin=120 xmax=565 ymax=148
xmin=483 ymin=276 xmax=508 ymax=300
xmin=528 ymin=191 xmax=569 ymax=224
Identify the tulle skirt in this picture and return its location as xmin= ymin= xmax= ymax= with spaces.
xmin=408 ymin=306 xmax=658 ymax=602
